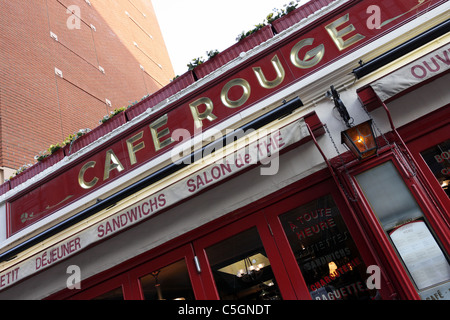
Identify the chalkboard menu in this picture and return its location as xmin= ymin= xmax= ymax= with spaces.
xmin=279 ymin=194 xmax=379 ymax=300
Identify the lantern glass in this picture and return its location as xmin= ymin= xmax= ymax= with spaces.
xmin=341 ymin=120 xmax=377 ymax=159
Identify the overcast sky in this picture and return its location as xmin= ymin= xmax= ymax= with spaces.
xmin=151 ymin=0 xmax=309 ymax=76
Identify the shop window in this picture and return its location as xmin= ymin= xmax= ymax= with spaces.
xmin=355 ymin=161 xmax=450 ymax=299
xmin=139 ymin=259 xmax=195 ymax=300
xmin=205 ymin=227 xmax=282 ymax=300
xmin=420 ymin=139 xmax=450 ymax=198
xmin=92 ymin=287 xmax=124 ymax=300
xmin=278 ymin=194 xmax=379 ymax=300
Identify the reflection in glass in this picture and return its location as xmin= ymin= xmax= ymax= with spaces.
xmin=206 ymin=227 xmax=282 ymax=300
xmin=279 ymin=194 xmax=379 ymax=300
xmin=92 ymin=287 xmax=124 ymax=300
xmin=356 ymin=162 xmax=424 ymax=230
xmin=420 ymin=139 xmax=450 ymax=198
xmin=140 ymin=259 xmax=195 ymax=300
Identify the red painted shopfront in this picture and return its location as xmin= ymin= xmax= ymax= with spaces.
xmin=0 ymin=0 xmax=449 ymax=301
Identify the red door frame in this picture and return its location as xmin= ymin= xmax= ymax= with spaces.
xmin=339 ymin=145 xmax=450 ymax=299
xmin=193 ymin=210 xmax=299 ymax=300
xmin=128 ymin=244 xmax=205 ymax=300
xmin=263 ymin=177 xmax=395 ymax=300
xmin=68 ymin=272 xmax=134 ymax=300
xmin=60 ymin=244 xmax=204 ymax=300
xmin=193 ymin=175 xmax=395 ymax=300
xmin=401 ymin=105 xmax=450 ymax=227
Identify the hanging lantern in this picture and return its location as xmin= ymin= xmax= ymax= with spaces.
xmin=341 ymin=120 xmax=378 ymax=159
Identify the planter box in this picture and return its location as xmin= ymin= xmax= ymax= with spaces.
xmin=194 ymin=25 xmax=275 ymax=79
xmin=0 ymin=180 xmax=11 ymax=197
xmin=272 ymin=0 xmax=333 ymax=33
xmin=9 ymin=148 xmax=65 ymax=189
xmin=126 ymin=71 xmax=196 ymax=121
xmin=65 ymin=111 xmax=127 ymax=155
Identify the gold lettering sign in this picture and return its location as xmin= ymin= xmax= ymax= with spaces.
xmin=290 ymin=38 xmax=325 ymax=69
xmin=149 ymin=114 xmax=175 ymax=151
xmin=78 ymin=161 xmax=99 ymax=189
xmin=127 ymin=131 xmax=145 ymax=165
xmin=325 ymin=13 xmax=365 ymax=51
xmin=189 ymin=97 xmax=217 ymax=129
xmin=103 ymin=149 xmax=125 ymax=181
xmin=253 ymin=55 xmax=286 ymax=89
xmin=221 ymin=78 xmax=251 ymax=109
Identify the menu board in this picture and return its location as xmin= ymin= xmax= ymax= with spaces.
xmin=420 ymin=281 xmax=450 ymax=300
xmin=279 ymin=194 xmax=379 ymax=300
xmin=389 ymin=221 xmax=450 ymax=291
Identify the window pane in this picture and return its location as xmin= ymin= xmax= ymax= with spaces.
xmin=205 ymin=227 xmax=282 ymax=300
xmin=92 ymin=287 xmax=123 ymax=300
xmin=140 ymin=259 xmax=195 ymax=300
xmin=356 ymin=161 xmax=450 ymax=298
xmin=355 ymin=161 xmax=423 ymax=230
xmin=279 ymin=194 xmax=379 ymax=300
xmin=420 ymin=139 xmax=450 ymax=198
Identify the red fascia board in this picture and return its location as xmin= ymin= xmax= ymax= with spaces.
xmin=356 ymin=85 xmax=382 ymax=112
xmin=126 ymin=71 xmax=196 ymax=121
xmin=272 ymin=0 xmax=335 ymax=33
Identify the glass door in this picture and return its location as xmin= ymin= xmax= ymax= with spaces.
xmin=131 ymin=244 xmax=205 ymax=300
xmin=194 ymin=213 xmax=297 ymax=300
xmin=204 ymin=227 xmax=281 ymax=300
xmin=69 ymin=244 xmax=203 ymax=300
xmin=265 ymin=179 xmax=385 ymax=300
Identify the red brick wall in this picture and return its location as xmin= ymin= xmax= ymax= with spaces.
xmin=0 ymin=0 xmax=174 ymax=169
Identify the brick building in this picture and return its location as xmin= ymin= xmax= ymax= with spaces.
xmin=0 ymin=0 xmax=174 ymax=177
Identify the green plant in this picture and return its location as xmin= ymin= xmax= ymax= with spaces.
xmin=206 ymin=49 xmax=219 ymax=59
xmin=7 ymin=163 xmax=34 ymax=180
xmin=34 ymin=128 xmax=91 ymax=162
xmin=186 ymin=50 xmax=220 ymax=71
xmin=266 ymin=1 xmax=300 ymax=24
xmin=236 ymin=23 xmax=266 ymax=42
xmin=15 ymin=164 xmax=33 ymax=175
xmin=30 ymin=93 xmax=150 ymax=167
xmin=126 ymin=94 xmax=150 ymax=109
xmin=99 ymin=93 xmax=150 ymax=124
xmin=63 ymin=128 xmax=91 ymax=146
xmin=34 ymin=143 xmax=62 ymax=162
xmin=187 ymin=57 xmax=205 ymax=71
xmin=100 ymin=107 xmax=126 ymax=124
xmin=236 ymin=1 xmax=300 ymax=42
xmin=48 ymin=143 xmax=62 ymax=154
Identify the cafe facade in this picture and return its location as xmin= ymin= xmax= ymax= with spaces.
xmin=0 ymin=0 xmax=448 ymax=300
